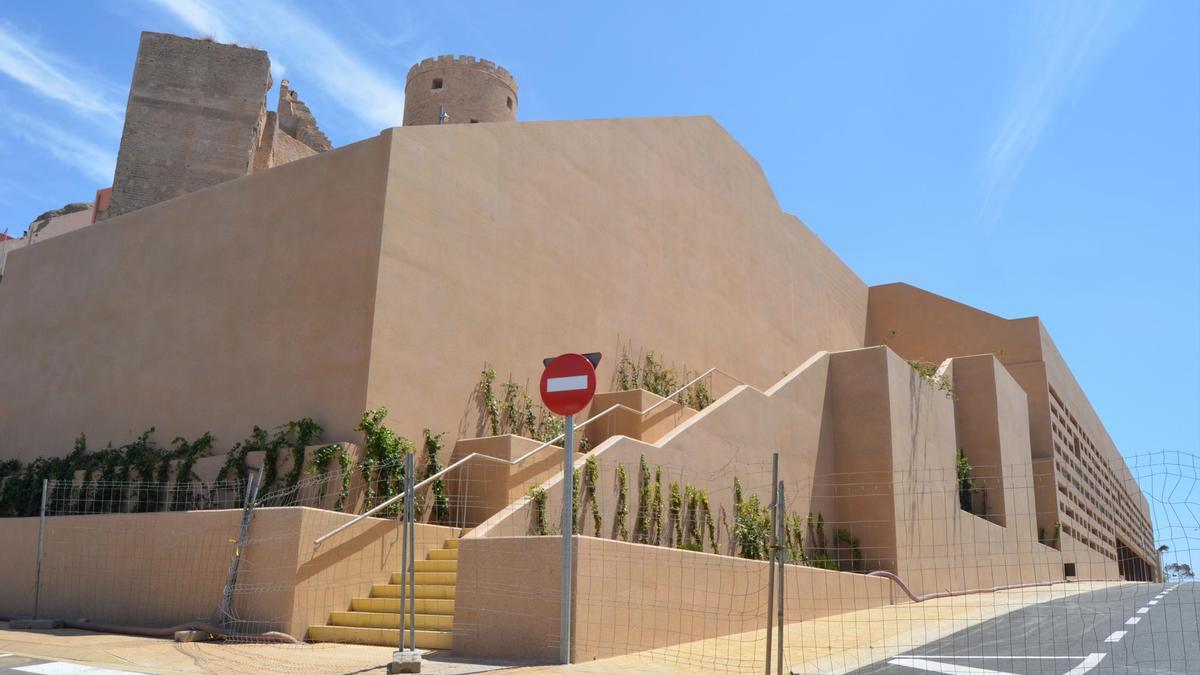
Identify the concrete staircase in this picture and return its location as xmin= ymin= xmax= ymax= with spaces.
xmin=308 ymin=538 xmax=459 ymax=649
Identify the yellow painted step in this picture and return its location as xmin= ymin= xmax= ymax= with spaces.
xmin=390 ymin=571 xmax=456 ymax=585
xmin=414 ymin=559 xmax=458 ymax=573
xmin=371 ymin=584 xmax=455 ymax=599
xmin=330 ymin=611 xmax=453 ymax=631
xmin=307 ymin=625 xmax=452 ymax=650
xmin=444 ymin=539 xmax=460 ymax=549
xmin=427 ymin=548 xmax=458 ymax=561
xmin=350 ymin=597 xmax=454 ymax=615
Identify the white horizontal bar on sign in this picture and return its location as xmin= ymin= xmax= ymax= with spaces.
xmin=546 ymin=375 xmax=589 ymax=392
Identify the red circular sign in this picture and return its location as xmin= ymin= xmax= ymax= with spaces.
xmin=539 ymin=353 xmax=597 ymax=416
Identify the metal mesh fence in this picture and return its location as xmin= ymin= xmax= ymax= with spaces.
xmin=7 ymin=449 xmax=1197 ymax=674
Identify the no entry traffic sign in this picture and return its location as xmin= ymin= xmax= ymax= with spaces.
xmin=539 ymin=353 xmax=597 ymax=417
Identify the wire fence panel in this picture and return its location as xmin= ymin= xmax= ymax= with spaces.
xmin=7 ymin=449 xmax=1197 ymax=674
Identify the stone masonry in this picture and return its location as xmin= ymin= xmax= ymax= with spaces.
xmin=105 ymin=33 xmax=273 ymax=219
xmin=103 ymin=32 xmax=333 ymax=220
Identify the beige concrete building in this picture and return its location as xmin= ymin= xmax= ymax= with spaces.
xmin=0 ymin=31 xmax=1158 ymax=658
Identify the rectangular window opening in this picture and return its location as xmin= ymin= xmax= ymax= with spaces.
xmin=432 ymin=78 xmax=443 ymax=90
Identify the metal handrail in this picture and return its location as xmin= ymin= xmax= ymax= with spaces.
xmin=312 ymin=366 xmax=744 ymax=546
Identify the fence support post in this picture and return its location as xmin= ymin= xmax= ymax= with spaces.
xmin=777 ymin=480 xmax=785 ymax=675
xmin=219 ymin=469 xmax=260 ymax=628
xmin=33 ymin=479 xmax=48 ymax=620
xmin=764 ymin=453 xmax=779 ymax=675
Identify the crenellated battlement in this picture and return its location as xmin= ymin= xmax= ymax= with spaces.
xmin=407 ymin=54 xmax=517 ymax=91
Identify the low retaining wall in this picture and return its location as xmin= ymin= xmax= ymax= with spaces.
xmin=0 ymin=508 xmax=457 ymax=638
xmin=453 ymin=535 xmax=894 ymax=662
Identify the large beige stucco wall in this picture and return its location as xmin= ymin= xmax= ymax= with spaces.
xmin=1 ymin=116 xmax=863 ymax=462
xmin=0 ymin=136 xmax=390 ymax=461
xmin=369 ymin=116 xmax=867 ymax=446
xmin=865 ymin=282 xmax=1153 ymax=566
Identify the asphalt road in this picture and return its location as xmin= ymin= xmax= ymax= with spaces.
xmin=850 ymin=582 xmax=1197 ymax=675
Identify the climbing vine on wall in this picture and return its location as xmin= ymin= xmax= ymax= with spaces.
xmin=614 ymin=463 xmax=629 ymax=541
xmin=423 ymin=429 xmax=449 ymax=524
xmin=477 ymin=367 xmax=567 ymax=446
xmin=527 ymin=486 xmax=553 ymax=535
xmin=584 ymin=455 xmax=602 ymax=536
xmin=356 ymin=407 xmax=412 ymax=514
xmin=613 ymin=344 xmax=715 ymax=410
xmin=634 ymin=454 xmax=652 ymax=543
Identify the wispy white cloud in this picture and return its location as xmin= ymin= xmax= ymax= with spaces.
xmin=149 ymin=0 xmax=410 ymax=131
xmin=150 ymin=0 xmax=234 ymax=43
xmin=979 ymin=0 xmax=1145 ymax=223
xmin=0 ymin=102 xmax=117 ymax=184
xmin=0 ymin=24 xmax=125 ymax=127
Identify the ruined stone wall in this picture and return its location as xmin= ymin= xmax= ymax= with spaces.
xmin=104 ymin=32 xmax=272 ymax=219
xmin=277 ymin=80 xmax=332 ymax=152
xmin=403 ymin=55 xmax=517 ymax=126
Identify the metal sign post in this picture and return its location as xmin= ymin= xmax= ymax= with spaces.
xmin=539 ymin=352 xmax=600 ymax=665
xmin=560 ymin=413 xmax=575 ymax=665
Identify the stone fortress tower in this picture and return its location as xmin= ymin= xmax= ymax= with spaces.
xmin=403 ymin=55 xmax=518 ymax=126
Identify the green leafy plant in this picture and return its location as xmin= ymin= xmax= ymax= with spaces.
xmin=423 ymin=429 xmax=449 ymax=524
xmin=308 ymin=443 xmax=343 ymax=505
xmin=907 ymin=359 xmax=955 ymax=399
xmin=733 ymin=490 xmax=771 ymax=560
xmin=281 ymin=418 xmax=325 ymax=497
xmin=651 ymin=466 xmax=664 ymax=546
xmin=700 ymin=488 xmax=718 ymax=553
xmin=668 ymin=482 xmax=683 ymax=548
xmin=784 ymin=513 xmax=806 ymax=563
xmin=584 ymin=454 xmax=602 ymax=536
xmin=614 ymin=463 xmax=629 ymax=541
xmin=480 ymin=368 xmax=502 ymax=436
xmin=640 ymin=352 xmax=678 ymax=398
xmin=685 ymin=373 xmax=713 ymax=410
xmin=634 ymin=454 xmax=652 ymax=543
xmin=957 ymin=449 xmax=974 ymax=512
xmin=527 ymin=486 xmax=553 ymax=535
xmin=170 ymin=432 xmax=214 ymax=511
xmin=834 ymin=528 xmax=862 ymax=571
xmin=615 ymin=348 xmax=640 ymax=391
xmin=356 ymin=408 xmax=412 ymax=513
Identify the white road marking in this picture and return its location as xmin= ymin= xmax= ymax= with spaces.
xmin=887 ymin=658 xmax=1018 ymax=674
xmin=1149 ymin=600 xmax=1158 ymax=605
xmin=1126 ymin=616 xmax=1141 ymax=624
xmin=1064 ymin=653 xmax=1107 ymax=675
xmin=899 ymin=656 xmax=1088 ymax=660
xmin=888 ymin=654 xmax=1108 ymax=675
xmin=1137 ymin=607 xmax=1149 ymax=614
xmin=1104 ymin=630 xmax=1127 ymax=642
xmin=546 ymin=375 xmax=588 ymax=392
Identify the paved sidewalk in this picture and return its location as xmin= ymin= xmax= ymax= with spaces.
xmin=0 ymin=582 xmax=1116 ymax=674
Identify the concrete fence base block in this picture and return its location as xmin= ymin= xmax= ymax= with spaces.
xmin=173 ymin=630 xmax=212 ymax=643
xmin=10 ymin=619 xmax=62 ymax=630
xmin=388 ymin=649 xmax=422 ymax=673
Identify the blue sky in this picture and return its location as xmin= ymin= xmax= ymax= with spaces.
xmin=1 ymin=1 xmax=1197 ymax=467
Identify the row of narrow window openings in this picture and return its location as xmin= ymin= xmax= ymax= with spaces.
xmin=430 ymin=78 xmax=515 ymax=113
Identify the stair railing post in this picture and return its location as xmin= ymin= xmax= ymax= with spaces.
xmin=398 ymin=468 xmax=408 ymax=653
xmin=407 ymin=450 xmax=416 ymax=652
